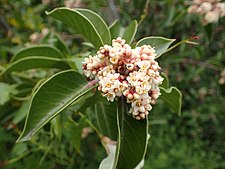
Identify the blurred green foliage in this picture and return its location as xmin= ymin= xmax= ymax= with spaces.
xmin=0 ymin=0 xmax=224 ymax=168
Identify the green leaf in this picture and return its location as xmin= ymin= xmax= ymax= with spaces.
xmin=11 ymin=143 xmax=28 ymax=157
xmin=40 ymin=32 xmax=70 ymax=56
xmin=51 ymin=115 xmax=62 ymax=140
xmin=3 ymin=56 xmax=70 ymax=74
xmin=47 ymin=7 xmax=108 ymax=48
xmin=99 ymin=142 xmax=147 ymax=169
xmin=123 ymin=20 xmax=138 ymax=45
xmin=0 ymin=83 xmax=17 ymax=105
xmin=17 ymin=70 xmax=97 ymax=142
xmin=114 ymin=98 xmax=149 ymax=169
xmin=109 ymin=20 xmax=138 ymax=45
xmin=136 ymin=36 xmax=176 ymax=57
xmin=63 ymin=117 xmax=86 ymax=152
xmin=95 ymin=100 xmax=118 ymax=140
xmin=73 ymin=57 xmax=84 ymax=74
xmin=160 ymin=87 xmax=182 ymax=116
xmin=78 ymin=91 xmax=104 ymax=112
xmin=11 ymin=45 xmax=64 ymax=63
xmin=109 ymin=21 xmax=123 ymax=39
xmin=160 ymin=72 xmax=169 ymax=89
xmin=13 ymin=101 xmax=30 ymax=124
xmin=76 ymin=8 xmax=111 ymax=44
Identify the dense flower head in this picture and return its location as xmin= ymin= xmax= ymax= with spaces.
xmin=188 ymin=0 xmax=225 ymax=25
xmin=82 ymin=37 xmax=164 ymax=120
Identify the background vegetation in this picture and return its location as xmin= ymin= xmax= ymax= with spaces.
xmin=0 ymin=0 xmax=224 ymax=169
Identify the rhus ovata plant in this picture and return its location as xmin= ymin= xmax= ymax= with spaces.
xmin=2 ymin=8 xmax=183 ymax=169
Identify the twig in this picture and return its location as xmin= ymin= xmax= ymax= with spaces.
xmin=138 ymin=0 xmax=150 ymax=26
xmin=78 ymin=112 xmax=102 ymax=138
xmin=182 ymin=58 xmax=222 ymax=71
xmin=166 ymin=36 xmax=199 ymax=54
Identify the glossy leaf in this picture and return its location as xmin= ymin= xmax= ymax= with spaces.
xmin=115 ymin=98 xmax=149 ymax=169
xmin=109 ymin=20 xmax=138 ymax=44
xmin=3 ymin=56 xmax=70 ymax=74
xmin=123 ymin=20 xmax=138 ymax=45
xmin=160 ymin=86 xmax=182 ymax=116
xmin=47 ymin=7 xmax=107 ymax=48
xmin=11 ymin=45 xmax=64 ymax=63
xmin=76 ymin=8 xmax=111 ymax=44
xmin=95 ymin=100 xmax=118 ymax=140
xmin=17 ymin=70 xmax=97 ymax=142
xmin=136 ymin=36 xmax=176 ymax=57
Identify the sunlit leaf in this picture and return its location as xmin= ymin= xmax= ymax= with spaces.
xmin=136 ymin=36 xmax=175 ymax=57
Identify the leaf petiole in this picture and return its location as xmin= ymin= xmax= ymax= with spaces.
xmin=165 ymin=36 xmax=199 ymax=54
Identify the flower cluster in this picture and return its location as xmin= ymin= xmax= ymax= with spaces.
xmin=188 ymin=0 xmax=225 ymax=25
xmin=82 ymin=37 xmax=163 ymax=120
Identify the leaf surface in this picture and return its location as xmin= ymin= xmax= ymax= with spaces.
xmin=11 ymin=45 xmax=64 ymax=63
xmin=136 ymin=36 xmax=175 ymax=57
xmin=160 ymin=86 xmax=182 ymax=116
xmin=76 ymin=8 xmax=111 ymax=45
xmin=95 ymin=101 xmax=118 ymax=140
xmin=3 ymin=57 xmax=69 ymax=74
xmin=114 ymin=98 xmax=148 ymax=169
xmin=47 ymin=7 xmax=108 ymax=48
xmin=17 ymin=70 xmax=97 ymax=142
xmin=109 ymin=20 xmax=137 ymax=44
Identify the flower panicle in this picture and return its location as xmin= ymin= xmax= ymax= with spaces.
xmin=82 ymin=37 xmax=164 ymax=120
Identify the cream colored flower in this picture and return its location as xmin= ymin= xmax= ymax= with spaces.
xmin=82 ymin=37 xmax=163 ymax=120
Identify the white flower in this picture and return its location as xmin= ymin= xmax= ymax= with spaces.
xmin=188 ymin=0 xmax=225 ymax=25
xmin=137 ymin=60 xmax=151 ymax=71
xmin=201 ymin=2 xmax=213 ymax=13
xmin=204 ymin=11 xmax=219 ymax=23
xmin=82 ymin=37 xmax=164 ymax=120
xmin=216 ymin=2 xmax=225 ymax=17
